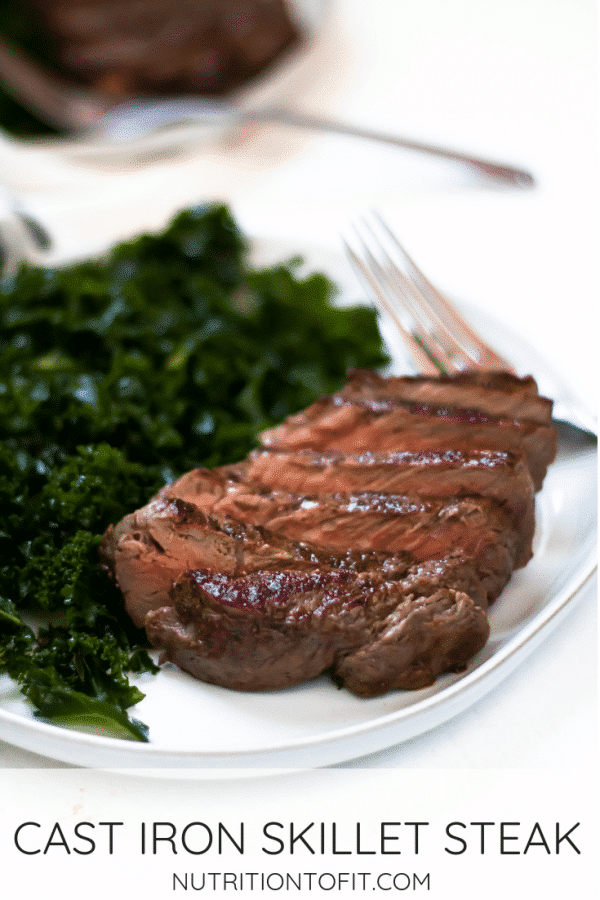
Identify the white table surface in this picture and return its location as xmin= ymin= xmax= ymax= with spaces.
xmin=0 ymin=0 xmax=596 ymax=771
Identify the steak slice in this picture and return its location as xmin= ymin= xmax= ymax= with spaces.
xmin=145 ymin=564 xmax=490 ymax=695
xmin=244 ymin=447 xmax=535 ymax=567
xmin=259 ymin=384 xmax=557 ymax=490
xmin=333 ymin=590 xmax=490 ymax=695
xmin=102 ymin=495 xmax=320 ymax=628
xmin=103 ymin=485 xmax=434 ymax=629
xmin=152 ymin=463 xmax=520 ymax=571
xmin=102 ymin=477 xmax=514 ymax=629
xmin=105 ymin=455 xmax=522 ymax=623
xmin=213 ymin=488 xmax=519 ymax=588
xmin=338 ymin=370 xmax=554 ymax=425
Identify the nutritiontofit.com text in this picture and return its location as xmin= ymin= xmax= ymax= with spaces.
xmin=172 ymin=871 xmax=430 ymax=891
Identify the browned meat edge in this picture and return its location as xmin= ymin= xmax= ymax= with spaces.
xmin=145 ymin=568 xmax=490 ymax=696
xmin=339 ymin=370 xmax=553 ymax=424
xmin=259 ymin=397 xmax=556 ymax=491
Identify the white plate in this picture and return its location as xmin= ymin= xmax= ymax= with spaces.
xmin=2 ymin=0 xmax=331 ymax=167
xmin=0 ymin=241 xmax=596 ymax=771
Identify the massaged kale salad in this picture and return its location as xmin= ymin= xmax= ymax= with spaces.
xmin=0 ymin=205 xmax=388 ymax=741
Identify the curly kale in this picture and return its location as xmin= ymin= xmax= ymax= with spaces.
xmin=0 ymin=204 xmax=388 ymax=741
xmin=0 ymin=443 xmax=161 ymax=740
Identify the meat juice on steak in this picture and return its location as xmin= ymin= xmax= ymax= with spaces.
xmin=102 ymin=371 xmax=557 ymax=697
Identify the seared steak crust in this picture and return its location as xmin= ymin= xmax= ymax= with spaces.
xmin=146 ymin=568 xmax=490 ymax=695
xmin=243 ymin=448 xmax=535 ymax=566
xmin=103 ymin=371 xmax=556 ymax=697
xmin=338 ymin=370 xmax=553 ymax=424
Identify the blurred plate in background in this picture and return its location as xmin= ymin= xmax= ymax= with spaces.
xmin=0 ymin=0 xmax=330 ymax=164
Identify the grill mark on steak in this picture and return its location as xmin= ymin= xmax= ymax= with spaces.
xmin=182 ymin=567 xmax=353 ymax=612
xmin=102 ymin=370 xmax=556 ymax=698
xmin=259 ymin=390 xmax=556 ymax=490
xmin=338 ymin=370 xmax=553 ymax=424
xmin=102 ymin=490 xmax=407 ymax=628
xmin=106 ymin=459 xmax=522 ymax=614
xmin=214 ymin=486 xmax=518 ymax=570
xmin=337 ymin=396 xmax=518 ymax=423
xmin=244 ymin=447 xmax=534 ymax=566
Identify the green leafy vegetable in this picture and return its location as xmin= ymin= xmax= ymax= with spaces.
xmin=0 ymin=204 xmax=388 ymax=741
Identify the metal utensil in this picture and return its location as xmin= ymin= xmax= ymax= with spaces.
xmin=0 ymin=183 xmax=51 ymax=273
xmin=344 ymin=213 xmax=597 ymax=442
xmin=0 ymin=38 xmax=534 ymax=186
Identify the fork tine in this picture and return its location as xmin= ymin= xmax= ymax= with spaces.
xmin=351 ymin=228 xmax=464 ymax=374
xmin=346 ymin=214 xmax=514 ymax=376
xmin=373 ymin=212 xmax=512 ymax=371
xmin=346 ymin=221 xmax=598 ymax=440
xmin=359 ymin=218 xmax=477 ymax=372
xmin=344 ymin=239 xmax=441 ymax=374
xmin=348 ymin=221 xmax=472 ymax=374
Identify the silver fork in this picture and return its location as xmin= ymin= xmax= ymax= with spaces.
xmin=344 ymin=214 xmax=597 ymax=442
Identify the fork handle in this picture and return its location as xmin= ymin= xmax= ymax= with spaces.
xmin=97 ymin=96 xmax=535 ymax=186
xmin=247 ymin=108 xmax=535 ymax=187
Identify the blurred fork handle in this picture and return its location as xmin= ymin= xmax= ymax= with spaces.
xmin=0 ymin=37 xmax=536 ymax=185
xmin=245 ymin=109 xmax=536 ymax=187
xmin=0 ymin=183 xmax=51 ymax=272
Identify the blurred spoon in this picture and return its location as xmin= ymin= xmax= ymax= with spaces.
xmin=0 ymin=39 xmax=535 ymax=186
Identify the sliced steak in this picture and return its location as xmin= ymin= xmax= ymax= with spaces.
xmin=102 ymin=495 xmax=317 ymax=628
xmin=259 ymin=395 xmax=556 ymax=490
xmin=244 ymin=447 xmax=535 ymax=566
xmin=214 ymin=487 xmax=519 ymax=578
xmin=102 ymin=489 xmax=422 ymax=629
xmin=145 ymin=565 xmax=489 ymax=695
xmin=339 ymin=370 xmax=554 ymax=425
xmin=333 ymin=589 xmax=490 ymax=695
xmin=125 ymin=460 xmax=524 ymax=570
xmin=104 ymin=369 xmax=556 ymax=698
